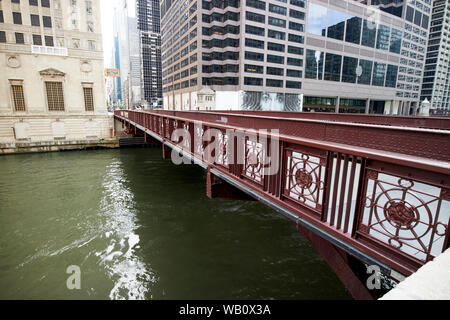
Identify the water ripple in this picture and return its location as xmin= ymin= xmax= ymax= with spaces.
xmin=97 ymin=159 xmax=156 ymax=300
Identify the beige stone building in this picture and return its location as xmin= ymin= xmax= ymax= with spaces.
xmin=0 ymin=0 xmax=114 ymax=154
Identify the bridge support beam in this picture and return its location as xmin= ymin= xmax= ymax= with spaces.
xmin=207 ymin=167 xmax=255 ymax=201
xmin=144 ymin=132 xmax=161 ymax=147
xmin=297 ymin=225 xmax=375 ymax=300
xmin=162 ymin=143 xmax=171 ymax=160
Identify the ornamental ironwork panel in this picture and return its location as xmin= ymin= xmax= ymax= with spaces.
xmin=216 ymin=130 xmax=229 ymax=168
xmin=165 ymin=118 xmax=170 ymax=139
xmin=244 ymin=138 xmax=265 ymax=185
xmin=283 ymin=147 xmax=327 ymax=214
xmin=359 ymin=169 xmax=450 ymax=262
xmin=195 ymin=125 xmax=205 ymax=156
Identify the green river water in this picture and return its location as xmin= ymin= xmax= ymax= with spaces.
xmin=0 ymin=148 xmax=351 ymax=300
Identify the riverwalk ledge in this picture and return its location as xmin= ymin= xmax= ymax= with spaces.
xmin=0 ymin=138 xmax=119 ymax=155
xmin=380 ymin=248 xmax=450 ymax=300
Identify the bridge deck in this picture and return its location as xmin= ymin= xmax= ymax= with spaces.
xmin=115 ymin=110 xmax=450 ymax=283
xmin=381 ymin=248 xmax=450 ymax=299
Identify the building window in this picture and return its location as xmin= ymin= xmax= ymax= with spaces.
xmin=245 ymin=24 xmax=265 ymax=36
xmin=11 ymin=82 xmax=26 ymax=112
xmin=72 ymin=38 xmax=80 ymax=48
xmin=286 ymin=69 xmax=302 ymax=78
xmin=327 ymin=9 xmax=346 ymax=41
xmin=385 ymin=65 xmax=398 ymax=88
xmin=41 ymin=0 xmax=51 ymax=8
xmin=413 ymin=10 xmax=422 ymax=27
xmin=246 ymin=0 xmax=265 ymax=11
xmin=246 ymin=11 xmax=265 ymax=24
xmin=372 ymin=62 xmax=386 ymax=87
xmin=88 ymin=40 xmax=96 ymax=50
xmin=0 ymin=11 xmax=3 ymax=23
xmin=307 ymin=3 xmax=327 ymax=36
xmin=268 ymin=29 xmax=285 ymax=40
xmin=267 ymin=42 xmax=285 ymax=52
xmin=324 ymin=53 xmax=342 ymax=82
xmin=362 ymin=20 xmax=376 ymax=48
xmin=15 ymin=33 xmax=25 ymax=44
xmin=345 ymin=16 xmax=361 ymax=45
xmin=43 ymin=16 xmax=52 ymax=28
xmin=32 ymin=34 xmax=42 ymax=45
xmin=244 ymin=77 xmax=263 ymax=86
xmin=31 ymin=14 xmax=40 ymax=27
xmin=56 ymin=37 xmax=65 ymax=47
xmin=266 ymin=79 xmax=283 ymax=87
xmin=357 ymin=59 xmax=373 ymax=85
xmin=305 ymin=49 xmax=324 ymax=80
xmin=288 ymin=33 xmax=303 ymax=44
xmin=269 ymin=4 xmax=287 ymax=16
xmin=86 ymin=1 xmax=93 ymax=15
xmin=83 ymin=86 xmax=94 ymax=111
xmin=289 ymin=21 xmax=303 ymax=32
xmin=286 ymin=81 xmax=301 ymax=89
xmin=245 ymin=38 xmax=264 ymax=49
xmin=289 ymin=9 xmax=305 ymax=20
xmin=268 ymin=17 xmax=286 ymax=28
xmin=267 ymin=67 xmax=284 ymax=76
xmin=245 ymin=51 xmax=264 ymax=62
xmin=342 ymin=56 xmax=358 ymax=83
xmin=72 ymin=19 xmax=79 ymax=30
xmin=45 ymin=82 xmax=65 ymax=111
xmin=267 ymin=54 xmax=284 ymax=64
xmin=0 ymin=31 xmax=6 ymax=43
xmin=287 ymin=57 xmax=302 ymax=67
xmin=13 ymin=12 xmax=22 ymax=25
xmin=45 ymin=35 xmax=54 ymax=46
xmin=288 ymin=46 xmax=303 ymax=56
xmin=376 ymin=25 xmax=390 ymax=51
xmin=244 ymin=64 xmax=263 ymax=74
xmin=389 ymin=28 xmax=402 ymax=54
xmin=87 ymin=21 xmax=94 ymax=32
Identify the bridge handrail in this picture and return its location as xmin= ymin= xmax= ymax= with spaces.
xmin=153 ymin=110 xmax=450 ymax=131
xmin=117 ymin=110 xmax=450 ymax=170
xmin=115 ymin=110 xmax=450 ymax=277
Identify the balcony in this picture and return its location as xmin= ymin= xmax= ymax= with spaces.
xmin=31 ymin=45 xmax=68 ymax=57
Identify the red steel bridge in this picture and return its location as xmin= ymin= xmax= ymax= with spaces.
xmin=114 ymin=109 xmax=450 ymax=300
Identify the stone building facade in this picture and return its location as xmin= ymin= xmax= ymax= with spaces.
xmin=0 ymin=0 xmax=114 ymax=152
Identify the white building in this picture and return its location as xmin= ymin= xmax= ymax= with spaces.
xmin=0 ymin=0 xmax=114 ymax=153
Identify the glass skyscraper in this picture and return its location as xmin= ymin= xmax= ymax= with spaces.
xmin=137 ymin=0 xmax=163 ymax=108
xmin=421 ymin=0 xmax=450 ymax=115
xmin=160 ymin=0 xmax=432 ymax=115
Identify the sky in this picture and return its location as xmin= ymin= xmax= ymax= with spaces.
xmin=100 ymin=0 xmax=137 ymax=67
xmin=100 ymin=0 xmax=117 ymax=67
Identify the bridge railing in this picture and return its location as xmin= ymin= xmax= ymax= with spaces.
xmin=115 ymin=110 xmax=450 ymax=276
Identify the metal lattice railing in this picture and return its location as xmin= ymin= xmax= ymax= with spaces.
xmin=115 ymin=109 xmax=450 ymax=276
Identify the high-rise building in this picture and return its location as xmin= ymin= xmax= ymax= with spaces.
xmin=421 ymin=0 xmax=450 ymax=115
xmin=137 ymin=0 xmax=163 ymax=108
xmin=0 ymin=0 xmax=113 ymax=151
xmin=161 ymin=0 xmax=431 ymax=115
xmin=113 ymin=31 xmax=123 ymax=103
xmin=110 ymin=0 xmax=143 ymax=108
xmin=128 ymin=15 xmax=143 ymax=106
